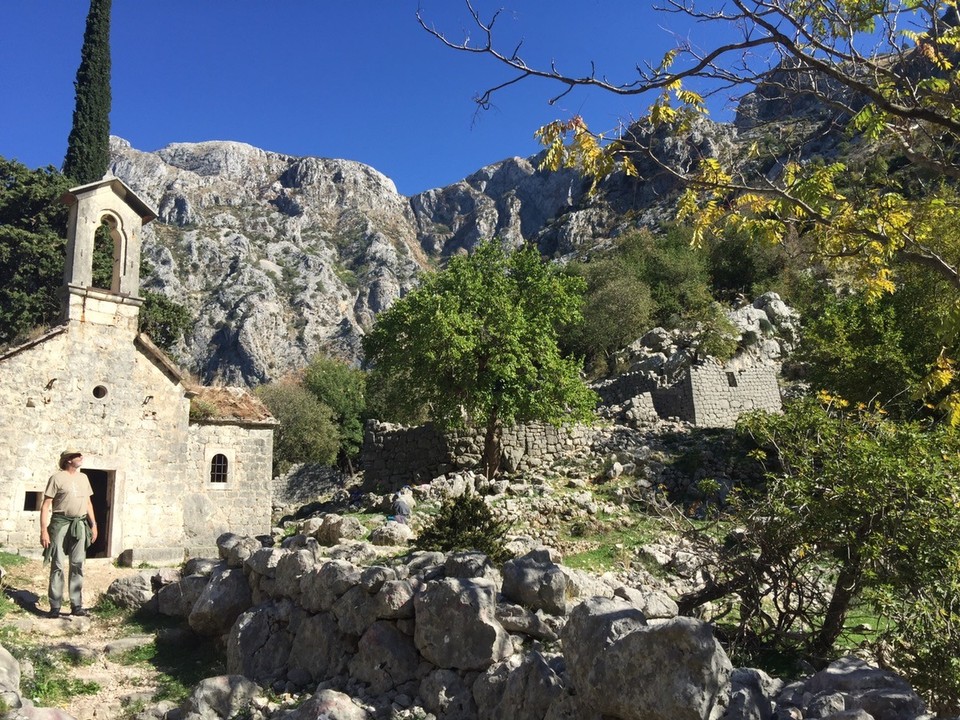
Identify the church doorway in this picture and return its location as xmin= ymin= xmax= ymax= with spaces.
xmin=81 ymin=468 xmax=113 ymax=558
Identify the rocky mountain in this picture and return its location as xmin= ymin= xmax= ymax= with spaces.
xmin=109 ymin=136 xmax=602 ymax=384
xmin=107 ymin=100 xmax=822 ymax=385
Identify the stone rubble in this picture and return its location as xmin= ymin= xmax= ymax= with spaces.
xmin=0 ymin=527 xmax=939 ymax=720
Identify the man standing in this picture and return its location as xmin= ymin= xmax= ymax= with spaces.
xmin=40 ymin=450 xmax=97 ymax=618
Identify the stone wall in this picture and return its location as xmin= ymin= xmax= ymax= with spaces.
xmin=185 ymin=422 xmax=275 ymax=555
xmin=361 ymin=421 xmax=596 ymax=491
xmin=273 ymin=466 xmax=347 ymax=508
xmin=685 ymin=362 xmax=782 ymax=427
xmin=595 ymin=358 xmax=782 ymax=428
xmin=0 ymin=322 xmax=190 ymax=557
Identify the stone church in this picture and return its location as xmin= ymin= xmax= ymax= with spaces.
xmin=0 ymin=177 xmax=276 ymax=564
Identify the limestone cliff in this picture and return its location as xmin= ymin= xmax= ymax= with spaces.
xmin=108 ymin=114 xmax=751 ymax=385
xmin=109 ymin=137 xmax=614 ymax=384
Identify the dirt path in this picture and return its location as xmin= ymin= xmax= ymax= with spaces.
xmin=2 ymin=557 xmax=170 ymax=719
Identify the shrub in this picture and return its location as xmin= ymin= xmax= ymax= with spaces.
xmin=414 ymin=492 xmax=509 ymax=563
xmin=255 ymin=380 xmax=339 ymax=474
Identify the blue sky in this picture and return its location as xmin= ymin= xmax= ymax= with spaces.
xmin=0 ymin=1 xmax=728 ymax=197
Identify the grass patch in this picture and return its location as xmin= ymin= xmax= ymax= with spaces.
xmin=561 ymin=512 xmax=663 ymax=573
xmin=118 ymin=637 xmax=225 ymax=704
xmin=91 ymin=596 xmax=128 ymax=622
xmin=8 ymin=643 xmax=100 ymax=706
xmin=0 ymin=551 xmax=29 ymax=568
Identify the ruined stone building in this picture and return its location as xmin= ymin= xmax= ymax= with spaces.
xmin=0 ymin=178 xmax=276 ymax=564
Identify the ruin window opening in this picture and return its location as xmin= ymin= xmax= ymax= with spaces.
xmin=92 ymin=215 xmax=122 ymax=292
xmin=210 ymin=454 xmax=229 ymax=484
xmin=23 ymin=491 xmax=42 ymax=511
xmin=93 ymin=385 xmax=108 ymax=399
xmin=726 ymin=372 xmax=738 ymax=388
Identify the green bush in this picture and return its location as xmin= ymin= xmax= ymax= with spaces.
xmin=255 ymin=380 xmax=339 ymax=474
xmin=682 ymin=397 xmax=960 ymax=708
xmin=414 ymin=492 xmax=509 ymax=563
xmin=303 ymin=354 xmax=366 ymax=468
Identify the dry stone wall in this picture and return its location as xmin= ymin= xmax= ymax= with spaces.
xmin=361 ymin=421 xmax=596 ymax=491
xmin=111 ymin=534 xmax=931 ymax=720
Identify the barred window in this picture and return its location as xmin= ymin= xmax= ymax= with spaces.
xmin=210 ymin=454 xmax=229 ymax=484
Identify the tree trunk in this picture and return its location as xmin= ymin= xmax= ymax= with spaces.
xmin=813 ymin=552 xmax=862 ymax=656
xmin=482 ymin=409 xmax=502 ymax=480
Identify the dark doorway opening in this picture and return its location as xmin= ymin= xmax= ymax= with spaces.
xmin=81 ymin=468 xmax=112 ymax=558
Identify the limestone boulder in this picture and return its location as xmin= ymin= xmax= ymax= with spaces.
xmin=496 ymin=602 xmax=561 ymax=642
xmin=349 ymin=621 xmax=420 ymax=694
xmin=723 ymin=668 xmax=783 ymax=720
xmin=789 ymin=657 xmax=927 ymax=720
xmin=226 ymin=600 xmax=297 ymax=683
xmin=374 ymin=579 xmax=416 ymax=619
xmin=0 ymin=643 xmax=21 ymax=712
xmin=501 ymin=553 xmax=574 ymax=615
xmin=157 ymin=575 xmax=209 ymax=618
xmin=104 ymin=573 xmax=154 ymax=610
xmin=613 ymin=584 xmax=679 ymax=619
xmin=369 ymin=521 xmax=413 ymax=546
xmin=359 ymin=565 xmax=396 ymax=594
xmin=179 ymin=675 xmax=259 ymax=720
xmin=333 ymin=585 xmax=379 ymax=636
xmin=217 ymin=533 xmax=262 ymax=568
xmin=293 ymin=689 xmax=372 ymax=720
xmin=188 ymin=567 xmax=253 ymax=637
xmin=414 ymin=577 xmax=513 ymax=670
xmin=273 ymin=548 xmax=318 ymax=601
xmin=300 ymin=560 xmax=360 ymax=612
xmin=563 ymin=598 xmax=731 ymax=720
xmin=244 ymin=547 xmax=285 ymax=578
xmin=313 ymin=514 xmax=366 ymax=546
xmin=419 ymin=668 xmax=478 ymax=720
xmin=445 ymin=551 xmax=501 ymax=584
xmin=288 ymin=611 xmax=355 ymax=684
xmin=473 ymin=652 xmax=565 ymax=720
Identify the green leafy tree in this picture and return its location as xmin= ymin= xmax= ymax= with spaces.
xmin=255 ymin=380 xmax=340 ymax=475
xmin=681 ymin=398 xmax=960 ymax=707
xmin=420 ymin=0 xmax=960 ymax=417
xmin=303 ymin=354 xmax=366 ymax=470
xmin=0 ymin=159 xmax=71 ymax=345
xmin=138 ymin=289 xmax=191 ymax=352
xmin=363 ymin=240 xmax=597 ymax=476
xmin=63 ymin=0 xmax=112 ymax=184
xmin=798 ymin=263 xmax=958 ymax=417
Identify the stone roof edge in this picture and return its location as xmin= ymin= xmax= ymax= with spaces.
xmin=61 ymin=176 xmax=158 ymax=223
xmin=134 ymin=333 xmax=192 ymax=392
xmin=0 ymin=324 xmax=70 ymax=363
xmin=190 ymin=416 xmax=280 ymax=428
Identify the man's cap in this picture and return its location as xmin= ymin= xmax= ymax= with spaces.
xmin=59 ymin=449 xmax=83 ymax=461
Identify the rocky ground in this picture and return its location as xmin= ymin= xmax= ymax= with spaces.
xmin=1 ymin=558 xmax=170 ymax=719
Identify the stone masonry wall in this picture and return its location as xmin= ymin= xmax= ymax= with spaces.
xmin=0 ymin=321 xmax=190 ymax=556
xmin=185 ymin=422 xmax=275 ymax=555
xmin=686 ymin=362 xmax=782 ymax=427
xmin=361 ymin=421 xmax=595 ymax=492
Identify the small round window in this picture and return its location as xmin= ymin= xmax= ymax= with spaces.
xmin=93 ymin=385 xmax=108 ymax=399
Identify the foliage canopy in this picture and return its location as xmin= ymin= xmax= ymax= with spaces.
xmin=255 ymin=380 xmax=340 ymax=475
xmin=303 ymin=354 xmax=367 ymax=468
xmin=363 ymin=240 xmax=596 ymax=475
xmin=420 ymin=0 xmax=960 ymax=418
xmin=682 ymin=398 xmax=960 ymax=711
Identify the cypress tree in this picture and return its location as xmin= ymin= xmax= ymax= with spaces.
xmin=63 ymin=0 xmax=112 ymax=184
